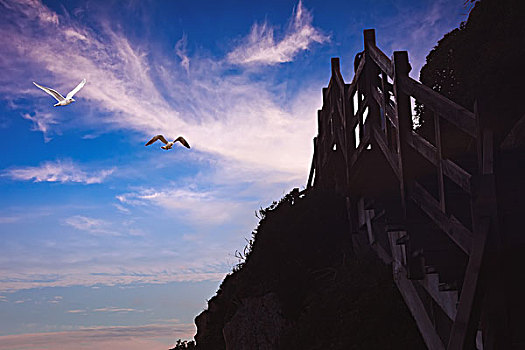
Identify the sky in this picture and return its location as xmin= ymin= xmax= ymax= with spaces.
xmin=0 ymin=0 xmax=472 ymax=348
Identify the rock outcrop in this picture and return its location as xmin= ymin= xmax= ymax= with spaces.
xmin=194 ymin=189 xmax=425 ymax=349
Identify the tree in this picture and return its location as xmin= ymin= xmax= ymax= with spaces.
xmin=416 ymin=0 xmax=525 ymax=152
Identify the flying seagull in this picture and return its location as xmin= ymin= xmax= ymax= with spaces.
xmin=33 ymin=79 xmax=86 ymax=107
xmin=145 ymin=135 xmax=191 ymax=150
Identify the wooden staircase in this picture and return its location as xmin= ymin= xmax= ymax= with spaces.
xmin=307 ymin=29 xmax=522 ymax=349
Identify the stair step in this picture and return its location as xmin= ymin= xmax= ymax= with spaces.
xmin=438 ymin=282 xmax=458 ymax=292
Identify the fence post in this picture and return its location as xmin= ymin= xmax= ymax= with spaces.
xmin=392 ymin=51 xmax=423 ymax=280
xmin=362 ymin=29 xmax=381 ymax=141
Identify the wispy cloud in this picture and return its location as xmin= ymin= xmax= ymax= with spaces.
xmin=66 ymin=309 xmax=87 ymax=313
xmin=4 ymin=159 xmax=115 ymax=184
xmin=48 ymin=295 xmax=63 ymax=304
xmin=0 ymin=0 xmax=323 ymax=292
xmin=0 ymin=216 xmax=20 ymax=224
xmin=117 ymin=186 xmax=248 ymax=226
xmin=0 ymin=270 xmax=227 ymax=292
xmin=1 ymin=0 xmax=322 ymax=178
xmin=175 ymin=34 xmax=190 ymax=74
xmin=93 ymin=307 xmax=137 ymax=313
xmin=64 ymin=215 xmax=120 ymax=236
xmin=0 ymin=0 xmax=59 ymax=26
xmin=21 ymin=111 xmax=58 ymax=142
xmin=0 ymin=323 xmax=195 ymax=350
xmin=377 ymin=0 xmax=465 ymax=78
xmin=227 ymin=0 xmax=329 ymax=66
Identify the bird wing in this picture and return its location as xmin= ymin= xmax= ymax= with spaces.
xmin=66 ymin=78 xmax=86 ymax=100
xmin=174 ymin=136 xmax=191 ymax=149
xmin=145 ymin=135 xmax=169 ymax=146
xmin=33 ymin=82 xmax=65 ymax=102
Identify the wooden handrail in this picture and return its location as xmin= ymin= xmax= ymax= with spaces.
xmin=399 ymin=76 xmax=477 ymax=138
xmin=410 ymin=182 xmax=472 ymax=254
xmin=366 ymin=43 xmax=394 ymax=78
xmin=407 ymin=133 xmax=472 ymax=193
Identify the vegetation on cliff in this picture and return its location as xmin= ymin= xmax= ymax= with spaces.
xmin=194 ymin=189 xmax=425 ymax=349
xmin=416 ymin=0 xmax=525 ymax=148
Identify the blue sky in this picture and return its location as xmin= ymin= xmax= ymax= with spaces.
xmin=0 ymin=0 xmax=470 ymax=348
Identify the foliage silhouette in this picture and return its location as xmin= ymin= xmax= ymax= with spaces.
xmin=169 ymin=339 xmax=195 ymax=350
xmin=416 ymin=0 xmax=525 ymax=152
xmin=194 ymin=188 xmax=425 ymax=349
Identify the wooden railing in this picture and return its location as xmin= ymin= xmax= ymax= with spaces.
xmin=308 ymin=29 xmax=512 ymax=350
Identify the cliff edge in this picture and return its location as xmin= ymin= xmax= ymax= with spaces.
xmin=194 ymin=189 xmax=425 ymax=349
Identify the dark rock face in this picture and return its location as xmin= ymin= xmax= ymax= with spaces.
xmin=194 ymin=190 xmax=425 ymax=349
xmin=222 ymin=293 xmax=290 ymax=350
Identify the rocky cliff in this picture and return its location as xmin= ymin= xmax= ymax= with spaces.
xmin=193 ymin=189 xmax=425 ymax=349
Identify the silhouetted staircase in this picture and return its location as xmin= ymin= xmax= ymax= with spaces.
xmin=306 ymin=29 xmax=523 ymax=349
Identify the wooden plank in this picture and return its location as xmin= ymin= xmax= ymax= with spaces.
xmin=417 ymin=273 xmax=458 ymax=321
xmin=330 ymin=57 xmax=345 ymax=91
xmin=363 ymin=31 xmax=382 ymax=142
xmin=380 ymin=71 xmax=389 ymax=139
xmin=482 ymin=129 xmax=494 ymax=175
xmin=349 ymin=54 xmax=366 ymax=87
xmin=434 ymin=115 xmax=446 ymax=211
xmin=388 ymin=231 xmax=406 ymax=272
xmin=393 ymin=51 xmax=413 ymax=219
xmin=410 ymin=182 xmax=472 ymax=254
xmin=372 ymin=241 xmax=393 ymax=264
xmin=354 ymin=96 xmax=369 ymax=120
xmin=399 ymin=76 xmax=477 ymax=138
xmin=370 ymin=84 xmax=398 ymax=128
xmin=407 ymin=133 xmax=472 ymax=194
xmin=500 ymin=112 xmax=525 ymax=150
xmin=366 ymin=42 xmax=394 ymax=78
xmin=349 ymin=132 xmax=371 ymax=169
xmin=442 ymin=160 xmax=472 ymax=195
xmin=447 ymin=218 xmax=490 ymax=350
xmin=373 ymin=126 xmax=401 ymax=179
xmin=307 ymin=137 xmax=317 ymax=188
xmin=394 ymin=265 xmax=446 ymax=350
xmin=365 ymin=209 xmax=375 ymax=244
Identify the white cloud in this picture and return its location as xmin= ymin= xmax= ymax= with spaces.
xmin=117 ymin=186 xmax=246 ymax=226
xmin=227 ymin=0 xmax=329 ymax=66
xmin=4 ymin=159 xmax=115 ymax=184
xmin=48 ymin=295 xmax=63 ymax=304
xmin=175 ymin=34 xmax=190 ymax=74
xmin=66 ymin=309 xmax=87 ymax=313
xmin=93 ymin=307 xmax=136 ymax=313
xmin=21 ymin=111 xmax=58 ymax=142
xmin=0 ymin=269 xmax=227 ymax=292
xmin=0 ymin=0 xmax=325 ymax=292
xmin=0 ymin=0 xmax=59 ymax=26
xmin=1 ymin=0 xmax=322 ymax=180
xmin=64 ymin=215 xmax=120 ymax=236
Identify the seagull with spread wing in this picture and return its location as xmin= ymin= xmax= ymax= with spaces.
xmin=33 ymin=79 xmax=86 ymax=107
xmin=145 ymin=135 xmax=191 ymax=150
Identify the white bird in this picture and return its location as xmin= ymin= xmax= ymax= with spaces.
xmin=33 ymin=79 xmax=86 ymax=107
xmin=145 ymin=135 xmax=191 ymax=150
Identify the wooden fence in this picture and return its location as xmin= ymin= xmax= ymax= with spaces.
xmin=307 ymin=29 xmax=522 ymax=349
